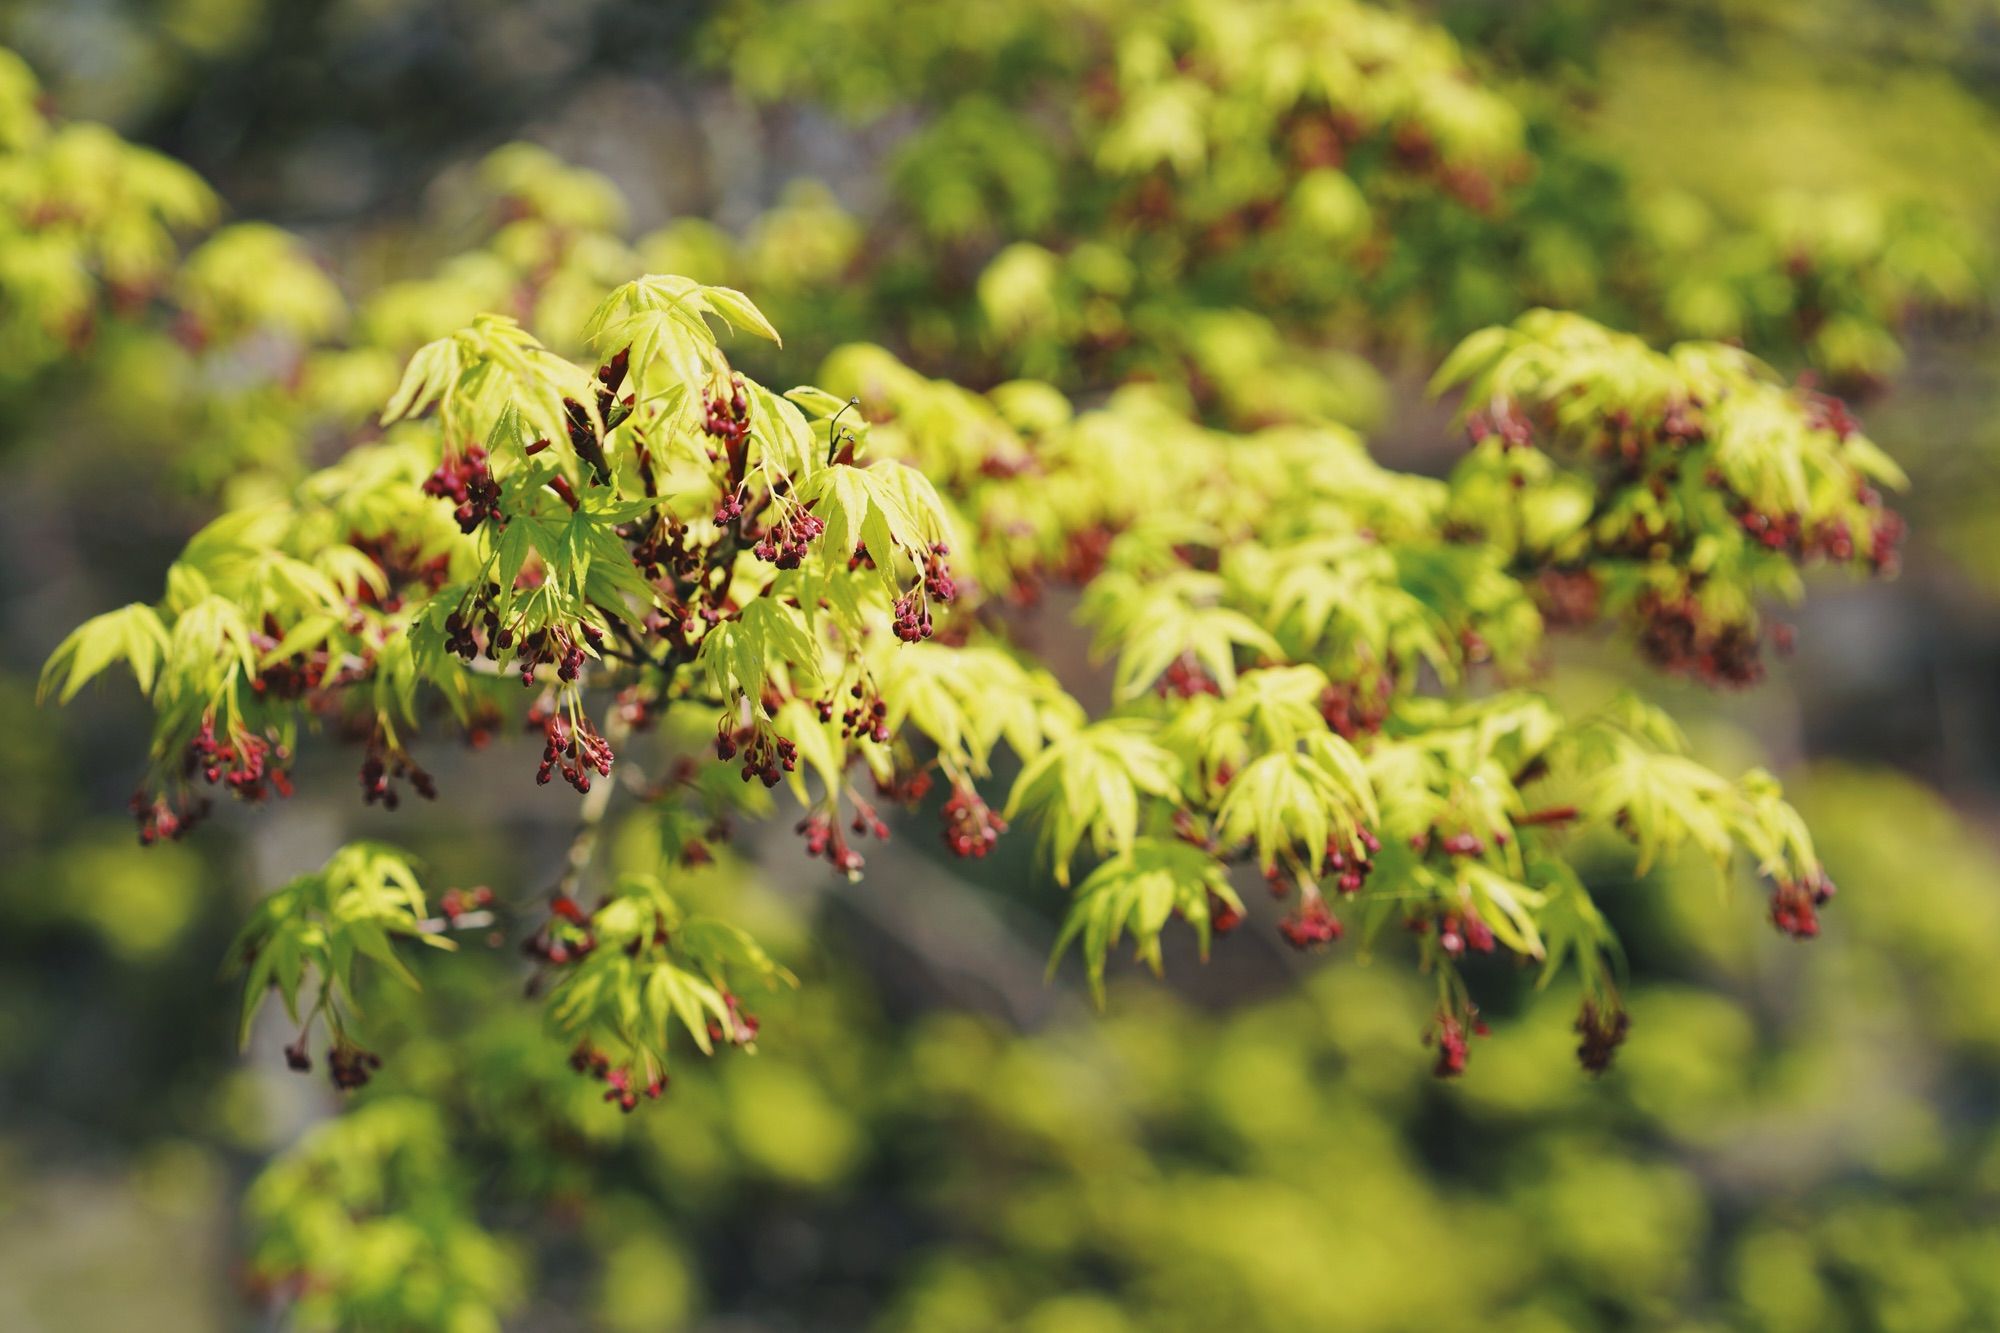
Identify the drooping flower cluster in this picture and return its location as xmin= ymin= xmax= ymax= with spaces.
xmin=706 ymin=991 xmax=761 ymax=1049
xmin=891 ymin=593 xmax=933 ymax=643
xmin=703 ymin=377 xmax=750 ymax=452
xmin=348 ymin=534 xmax=451 ymax=615
xmin=1466 ymin=400 xmax=1533 ymax=449
xmin=1318 ymin=678 xmax=1391 ymax=739
xmin=512 ymin=622 xmax=597 ymax=686
xmin=921 ymin=542 xmax=956 ymax=601
xmin=536 ymin=710 xmax=615 ymax=793
xmin=1533 ymin=568 xmax=1602 ymax=629
xmin=1278 ymin=899 xmax=1342 ymax=950
xmin=524 ymin=894 xmax=597 ymax=968
xmin=1634 ymin=589 xmax=1766 ymax=688
xmin=1574 ymin=1000 xmax=1632 ymax=1075
xmin=1435 ymin=905 xmax=1497 ymax=959
xmin=437 ymin=884 xmax=495 ymax=923
xmin=358 ymin=729 xmax=436 ymax=810
xmin=442 ymin=595 xmax=516 ymax=663
xmin=892 ymin=543 xmax=958 ymax=642
xmin=874 ymin=766 xmax=934 ymax=807
xmin=569 ymin=1043 xmax=666 ymax=1114
xmin=187 ymin=715 xmax=292 ymax=801
xmin=1207 ymin=889 xmax=1244 ymax=936
xmin=1325 ymin=828 xmax=1381 ymax=894
xmin=249 ymin=616 xmax=331 ymax=700
xmin=131 ymin=789 xmax=211 ymax=844
xmin=1158 ymin=656 xmax=1222 ymax=699
xmin=798 ymin=811 xmax=866 ymax=876
xmin=716 ymin=723 xmax=798 ymax=788
xmin=752 ymin=505 xmax=825 ymax=568
xmin=1428 ymin=1006 xmax=1490 ymax=1078
xmin=421 ymin=442 xmax=503 ymax=533
xmin=837 ymin=683 xmax=891 ymax=744
xmin=327 ymin=1038 xmax=384 ymax=1091
xmin=940 ymin=783 xmax=1006 ymax=858
xmin=1770 ymin=871 xmax=1837 ymax=938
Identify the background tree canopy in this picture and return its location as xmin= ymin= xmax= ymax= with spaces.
xmin=3 ymin=1 xmax=2000 ymax=1330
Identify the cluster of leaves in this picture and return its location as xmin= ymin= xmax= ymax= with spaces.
xmin=1437 ymin=309 xmax=1909 ymax=686
xmin=0 ymin=118 xmax=823 ymax=501
xmin=1634 ymin=190 xmax=1983 ymax=390
xmin=710 ymin=0 xmax=1523 ymax=403
xmin=541 ymin=871 xmax=795 ymax=1108
xmin=229 ymin=843 xmax=454 ymax=1082
xmin=244 ymin=1097 xmax=520 ymax=1332
xmin=703 ymin=0 xmax=1985 ymax=399
xmin=223 ymin=765 xmax=2000 ymax=1332
xmin=37 ymin=270 xmax=1038 ymax=1093
xmin=1 ymin=16 xmax=1967 ymax=1331
xmin=832 ymin=311 xmax=1896 ymax=1045
xmin=0 ymin=48 xmax=215 ymax=381
xmin=47 ymin=267 xmax=1902 ymax=1099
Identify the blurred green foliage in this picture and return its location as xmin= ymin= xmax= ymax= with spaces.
xmin=170 ymin=762 xmax=2000 ymax=1331
xmin=2 ymin=0 xmax=1999 ymax=1329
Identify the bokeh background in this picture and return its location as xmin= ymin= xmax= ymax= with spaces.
xmin=4 ymin=0 xmax=2000 ymax=1328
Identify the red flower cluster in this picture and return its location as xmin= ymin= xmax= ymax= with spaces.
xmin=422 ymin=442 xmax=502 ymax=533
xmin=1436 ymin=906 xmax=1496 ymax=958
xmin=1319 ymin=677 xmax=1391 ymax=739
xmin=1575 ymin=999 xmax=1631 ymax=1075
xmin=327 ymin=1038 xmax=383 ymax=1091
xmin=753 ymin=506 xmax=825 ymax=568
xmin=513 ymin=622 xmax=596 ymax=686
xmin=1534 ymin=567 xmax=1602 ymax=630
xmin=359 ymin=726 xmax=435 ymax=810
xmin=438 ymin=885 xmax=495 ymax=923
xmin=1737 ymin=506 xmax=1805 ymax=554
xmin=1437 ymin=831 xmax=1486 ymax=857
xmin=1279 ymin=899 xmax=1342 ymax=950
xmin=941 ymin=783 xmax=1006 ymax=858
xmin=1770 ymin=871 xmax=1837 ymax=938
xmin=922 ymin=543 xmax=957 ymax=601
xmin=798 ymin=811 xmax=866 ymax=876
xmin=703 ymin=378 xmax=750 ymax=451
xmin=131 ymin=789 xmax=210 ymax=844
xmin=891 ymin=544 xmax=957 ymax=642
xmin=520 ymin=892 xmax=596 ymax=964
xmin=1208 ymin=889 xmax=1244 ymax=936
xmin=1635 ymin=589 xmax=1765 ymax=688
xmin=188 ymin=715 xmax=292 ymax=802
xmin=1158 ymin=656 xmax=1221 ymax=699
xmin=1325 ymin=828 xmax=1381 ymax=894
xmin=349 ymin=533 xmax=451 ymax=611
xmin=716 ymin=724 xmax=798 ymax=788
xmin=1800 ymin=384 xmax=1862 ymax=441
xmin=706 ymin=991 xmax=761 ymax=1049
xmin=1466 ymin=400 xmax=1533 ymax=449
xmin=838 ymin=684 xmax=892 ymax=744
xmin=536 ymin=711 xmax=614 ymax=793
xmin=249 ymin=616 xmax=330 ymax=699
xmin=892 ymin=594 xmax=934 ymax=643
xmin=443 ymin=592 xmax=516 ymax=663
xmin=525 ymin=894 xmax=597 ymax=967
xmin=1428 ymin=1006 xmax=1489 ymax=1078
xmin=1861 ymin=500 xmax=1906 ymax=576
xmin=874 ymin=766 xmax=934 ymax=807
xmin=570 ymin=1044 xmax=666 ymax=1113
